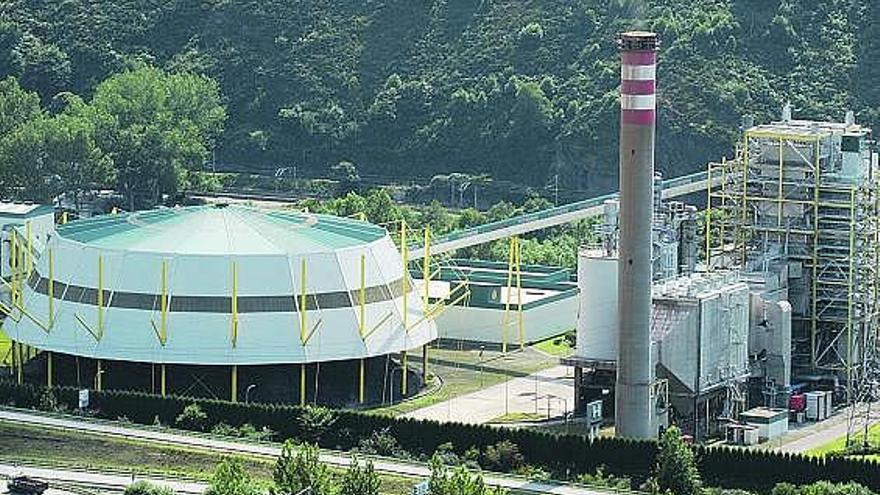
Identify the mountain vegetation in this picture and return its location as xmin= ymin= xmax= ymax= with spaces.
xmin=1 ymin=0 xmax=876 ymax=195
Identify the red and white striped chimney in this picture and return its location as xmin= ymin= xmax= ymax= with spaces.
xmin=615 ymin=31 xmax=659 ymax=440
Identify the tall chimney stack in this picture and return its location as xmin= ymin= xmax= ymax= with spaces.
xmin=616 ymin=31 xmax=659 ymax=439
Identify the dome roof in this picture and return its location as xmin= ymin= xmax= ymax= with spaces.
xmin=56 ymin=205 xmax=386 ymax=255
xmin=7 ymin=206 xmax=436 ymax=365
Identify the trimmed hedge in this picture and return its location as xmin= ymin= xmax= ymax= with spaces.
xmin=1 ymin=380 xmax=877 ymax=491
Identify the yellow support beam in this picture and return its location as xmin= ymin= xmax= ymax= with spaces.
xmin=422 ymin=228 xmax=430 ymax=382
xmin=516 ymin=236 xmax=524 ymax=350
xmin=358 ymin=253 xmax=366 ymax=404
xmin=297 ymin=259 xmax=309 ymax=408
xmin=300 ymin=259 xmax=307 ymax=344
xmin=47 ymin=248 xmax=54 ymax=328
xmin=401 ymin=220 xmax=408 ymax=331
xmin=25 ymin=221 xmax=32 ymax=278
xmin=61 ymin=211 xmax=68 ymax=225
xmin=97 ymin=254 xmax=104 ymax=338
xmin=502 ymin=236 xmax=516 ymax=354
xmin=400 ymin=220 xmax=408 ymax=397
xmin=160 ymin=260 xmax=168 ymax=345
xmin=846 ymin=189 xmax=856 ymax=403
xmin=231 ymin=261 xmax=238 ymax=348
xmin=705 ymin=162 xmax=713 ymax=265
xmin=359 ymin=254 xmax=366 ymax=338
xmin=10 ymin=231 xmax=18 ymax=307
xmin=231 ymin=365 xmax=238 ymax=402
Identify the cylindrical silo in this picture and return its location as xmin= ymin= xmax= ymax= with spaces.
xmin=615 ymin=31 xmax=659 ymax=439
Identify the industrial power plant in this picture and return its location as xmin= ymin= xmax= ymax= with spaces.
xmin=0 ymin=30 xmax=877 ymax=448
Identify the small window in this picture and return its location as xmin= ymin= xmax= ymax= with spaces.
xmin=841 ymin=135 xmax=861 ymax=153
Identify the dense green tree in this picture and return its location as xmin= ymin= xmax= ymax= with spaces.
xmin=206 ymin=458 xmax=263 ymax=495
xmin=175 ymin=403 xmax=208 ymax=432
xmin=3 ymin=0 xmax=875 ymax=195
xmin=340 ymin=458 xmax=380 ymax=495
xmin=428 ymin=454 xmax=507 ymax=495
xmin=0 ymin=76 xmax=41 ymax=134
xmin=87 ymin=65 xmax=225 ymax=209
xmin=655 ymin=425 xmax=702 ymax=495
xmin=272 ymin=441 xmax=336 ymax=495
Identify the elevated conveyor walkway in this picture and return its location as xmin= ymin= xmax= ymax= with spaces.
xmin=411 ymin=171 xmax=715 ymax=258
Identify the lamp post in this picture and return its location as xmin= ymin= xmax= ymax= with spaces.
xmin=245 ymin=384 xmax=257 ymax=404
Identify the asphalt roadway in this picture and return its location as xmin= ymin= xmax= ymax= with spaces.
xmin=404 ymin=365 xmax=574 ymax=424
xmin=0 ymin=408 xmax=612 ymax=495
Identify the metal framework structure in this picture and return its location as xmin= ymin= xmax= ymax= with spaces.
xmin=706 ymin=120 xmax=879 ymax=418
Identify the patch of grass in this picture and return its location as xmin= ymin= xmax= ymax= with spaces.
xmin=488 ymin=412 xmax=545 ymax=424
xmin=0 ymin=420 xmax=273 ymax=480
xmin=532 ymin=334 xmax=573 ymax=357
xmin=368 ymin=346 xmax=559 ymax=416
xmin=807 ymin=423 xmax=880 ymax=460
xmin=0 ymin=421 xmax=418 ymax=495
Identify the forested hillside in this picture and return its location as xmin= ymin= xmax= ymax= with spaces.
xmin=1 ymin=0 xmax=876 ymax=194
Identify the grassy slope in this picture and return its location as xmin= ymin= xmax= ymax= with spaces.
xmin=0 ymin=420 xmax=416 ymax=495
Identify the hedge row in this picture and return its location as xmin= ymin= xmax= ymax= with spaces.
xmin=1 ymin=380 xmax=877 ymax=491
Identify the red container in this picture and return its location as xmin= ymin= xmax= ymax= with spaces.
xmin=789 ymin=394 xmax=806 ymax=412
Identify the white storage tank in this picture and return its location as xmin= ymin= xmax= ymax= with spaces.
xmin=576 ymin=249 xmax=618 ymax=361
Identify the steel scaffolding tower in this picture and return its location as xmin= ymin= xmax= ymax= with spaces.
xmin=706 ymin=117 xmax=878 ymax=407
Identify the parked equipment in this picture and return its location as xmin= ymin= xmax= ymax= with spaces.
xmin=7 ymin=475 xmax=49 ymax=495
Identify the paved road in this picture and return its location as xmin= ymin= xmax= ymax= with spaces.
xmin=773 ymin=404 xmax=879 ymax=453
xmin=0 ymin=408 xmax=608 ymax=495
xmin=404 ymin=365 xmax=574 ymax=424
xmin=0 ymin=463 xmax=205 ymax=494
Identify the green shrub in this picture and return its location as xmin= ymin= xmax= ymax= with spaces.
xmin=655 ymin=426 xmax=701 ymax=495
xmin=482 ymin=440 xmax=524 ymax=472
xmin=272 ymin=441 xmax=335 ymax=495
xmin=124 ymin=481 xmax=175 ymax=495
xmin=175 ymin=403 xmax=208 ymax=432
xmin=206 ymin=458 xmax=262 ymax=495
xmin=428 ymin=454 xmax=506 ymax=495
xmin=341 ymin=457 xmax=380 ymax=495
xmin=357 ymin=428 xmax=407 ymax=458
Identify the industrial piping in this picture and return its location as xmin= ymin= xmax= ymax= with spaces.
xmin=615 ymin=31 xmax=659 ymax=439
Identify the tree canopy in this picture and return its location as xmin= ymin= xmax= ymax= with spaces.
xmin=0 ymin=1 xmax=874 ymax=194
xmin=0 ymin=65 xmax=225 ymax=208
